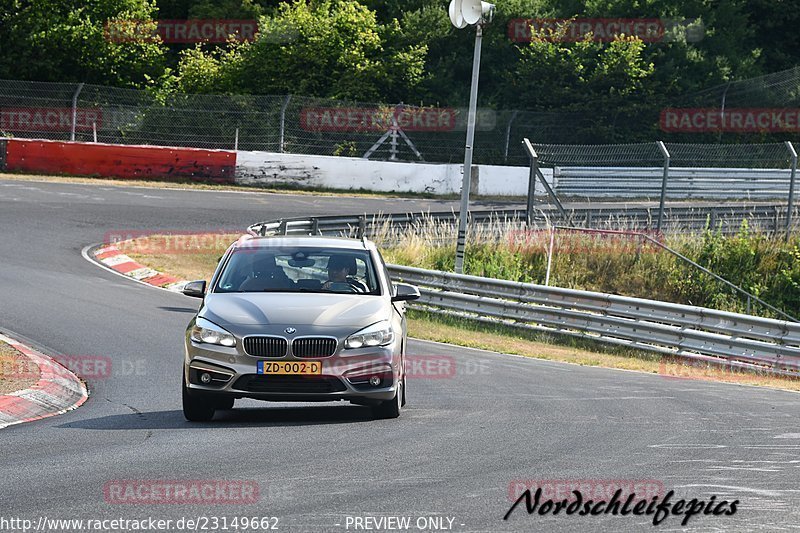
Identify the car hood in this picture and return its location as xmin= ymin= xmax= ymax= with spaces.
xmin=200 ymin=293 xmax=390 ymax=328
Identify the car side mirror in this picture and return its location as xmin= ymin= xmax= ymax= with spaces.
xmin=183 ymin=280 xmax=207 ymax=299
xmin=392 ymin=283 xmax=420 ymax=302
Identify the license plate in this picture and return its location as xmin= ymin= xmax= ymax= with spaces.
xmin=257 ymin=361 xmax=323 ymax=375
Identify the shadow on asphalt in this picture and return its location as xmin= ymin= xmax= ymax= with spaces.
xmin=59 ymin=404 xmax=379 ymax=430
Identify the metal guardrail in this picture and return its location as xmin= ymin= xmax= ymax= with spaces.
xmin=248 ymin=210 xmax=527 ymax=238
xmin=388 ymin=264 xmax=800 ymax=376
xmin=555 ymin=167 xmax=796 ymax=199
xmin=249 ymin=204 xmax=799 ymax=239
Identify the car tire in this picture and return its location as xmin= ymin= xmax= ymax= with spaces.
xmin=182 ymin=375 xmax=216 ymax=422
xmin=372 ymin=380 xmax=402 ymax=419
xmin=215 ymin=397 xmax=235 ymax=410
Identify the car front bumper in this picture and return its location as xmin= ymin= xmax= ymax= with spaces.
xmin=184 ymin=338 xmax=401 ymax=404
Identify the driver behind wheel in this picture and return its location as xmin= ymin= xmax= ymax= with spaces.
xmin=323 ymin=255 xmax=368 ymax=293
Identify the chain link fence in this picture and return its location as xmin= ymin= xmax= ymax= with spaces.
xmin=0 ymin=78 xmax=544 ymax=165
xmin=533 ymin=141 xmax=794 ymax=168
xmin=524 ymin=139 xmax=800 ymax=233
xmin=2 ymin=68 xmax=799 ymax=166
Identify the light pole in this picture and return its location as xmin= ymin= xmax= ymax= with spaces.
xmin=449 ymin=0 xmax=495 ymax=274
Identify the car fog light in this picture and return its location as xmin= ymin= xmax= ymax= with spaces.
xmin=200 ymin=372 xmax=212 ymax=384
xmin=369 ymin=376 xmax=381 ymax=386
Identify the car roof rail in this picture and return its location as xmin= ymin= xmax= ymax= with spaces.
xmin=248 ymin=218 xmax=322 ymax=237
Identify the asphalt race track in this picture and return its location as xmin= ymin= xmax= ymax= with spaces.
xmin=2 ymin=178 xmax=800 ymax=532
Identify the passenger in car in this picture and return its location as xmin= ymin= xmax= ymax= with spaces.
xmin=239 ymin=254 xmax=294 ymax=291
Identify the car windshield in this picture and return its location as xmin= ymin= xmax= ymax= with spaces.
xmin=215 ymin=247 xmax=380 ymax=295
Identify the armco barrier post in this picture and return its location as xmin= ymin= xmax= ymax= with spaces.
xmin=786 ymin=141 xmax=798 ymax=240
xmin=656 ymin=141 xmax=671 ymax=233
xmin=70 ymin=83 xmax=84 ymax=142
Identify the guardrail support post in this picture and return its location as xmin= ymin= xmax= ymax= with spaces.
xmin=70 ymin=82 xmax=84 ymax=142
xmin=656 ymin=141 xmax=671 ymax=233
xmin=358 ymin=216 xmax=366 ymax=239
xmin=786 ymin=141 xmax=798 ymax=240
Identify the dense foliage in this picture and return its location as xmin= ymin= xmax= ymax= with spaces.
xmin=0 ymin=0 xmax=797 ymax=140
xmin=0 ymin=0 xmax=167 ymax=86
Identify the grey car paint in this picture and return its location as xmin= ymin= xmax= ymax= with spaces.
xmin=181 ymin=235 xmax=419 ymax=421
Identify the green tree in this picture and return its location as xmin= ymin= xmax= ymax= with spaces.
xmin=741 ymin=0 xmax=799 ymax=74
xmin=173 ymin=0 xmax=427 ymax=101
xmin=395 ymin=0 xmax=554 ymax=106
xmin=157 ymin=0 xmax=278 ymax=19
xmin=540 ymin=0 xmax=765 ymax=100
xmin=0 ymin=0 xmax=167 ymax=86
xmin=187 ymin=0 xmax=267 ymax=18
xmin=503 ymin=24 xmax=655 ymax=106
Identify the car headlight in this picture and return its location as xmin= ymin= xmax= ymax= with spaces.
xmin=191 ymin=317 xmax=236 ymax=347
xmin=344 ymin=320 xmax=394 ymax=349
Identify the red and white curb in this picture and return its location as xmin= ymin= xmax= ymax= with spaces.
xmin=92 ymin=244 xmax=187 ymax=293
xmin=0 ymin=333 xmax=88 ymax=429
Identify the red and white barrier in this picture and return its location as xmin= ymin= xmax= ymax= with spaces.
xmin=3 ymin=139 xmax=236 ymax=182
xmin=0 ymin=138 xmax=545 ymax=195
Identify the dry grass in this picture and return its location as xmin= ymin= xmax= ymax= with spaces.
xmin=120 ymin=231 xmax=800 ymax=393
xmin=0 ymin=341 xmax=39 ymax=394
xmin=122 ymin=233 xmax=241 ymax=281
xmin=372 ymin=214 xmax=800 ymax=320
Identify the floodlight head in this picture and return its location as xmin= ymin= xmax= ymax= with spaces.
xmin=462 ymin=0 xmax=495 ymax=25
xmin=448 ymin=0 xmax=468 ymax=29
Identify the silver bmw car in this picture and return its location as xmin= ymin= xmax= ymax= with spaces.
xmin=181 ymin=234 xmax=420 ymax=421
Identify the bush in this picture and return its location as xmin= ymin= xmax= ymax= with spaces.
xmin=379 ymin=219 xmax=800 ymax=320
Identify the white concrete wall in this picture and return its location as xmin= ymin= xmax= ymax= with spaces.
xmin=235 ymin=150 xmax=554 ymax=197
xmin=236 ymin=151 xmax=462 ymax=194
xmin=474 ymin=164 xmax=553 ymax=196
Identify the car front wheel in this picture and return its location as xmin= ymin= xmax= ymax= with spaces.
xmin=372 ymin=380 xmax=402 ymax=419
xmin=182 ymin=375 xmax=216 ymax=422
